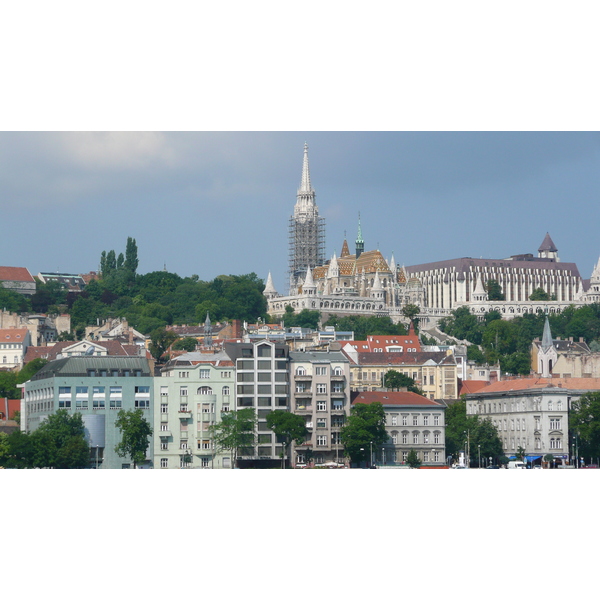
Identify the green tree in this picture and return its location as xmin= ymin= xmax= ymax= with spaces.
xmin=114 ymin=409 xmax=153 ymax=468
xmin=402 ymin=303 xmax=420 ymax=325
xmin=0 ymin=286 xmax=32 ymax=313
xmin=172 ymin=337 xmax=198 ymax=352
xmin=208 ymin=408 xmax=257 ymax=468
xmin=0 ymin=429 xmax=34 ymax=468
xmin=467 ymin=344 xmax=486 ymax=365
xmin=439 ymin=306 xmax=482 ymax=344
xmin=30 ymin=410 xmax=89 ymax=469
xmin=16 ymin=358 xmax=48 ymax=385
xmin=0 ymin=371 xmax=19 ymax=399
xmin=266 ymin=410 xmax=308 ymax=468
xmin=149 ymin=327 xmax=179 ymax=362
xmin=529 ymin=288 xmax=550 ymax=301
xmin=383 ymin=370 xmax=424 ymax=394
xmin=124 ymin=237 xmax=139 ymax=275
xmin=486 ymin=279 xmax=505 ymax=301
xmin=570 ymin=392 xmax=600 ymax=459
xmin=406 ymin=449 xmax=422 ymax=468
xmin=340 ymin=402 xmax=388 ymax=466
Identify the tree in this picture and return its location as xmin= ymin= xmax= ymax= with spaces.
xmin=30 ymin=410 xmax=89 ymax=469
xmin=114 ymin=409 xmax=153 ymax=468
xmin=486 ymin=279 xmax=505 ymax=301
xmin=266 ymin=410 xmax=308 ymax=468
xmin=340 ymin=402 xmax=388 ymax=466
xmin=208 ymin=408 xmax=257 ymax=468
xmin=16 ymin=358 xmax=48 ymax=385
xmin=172 ymin=337 xmax=198 ymax=352
xmin=149 ymin=327 xmax=179 ymax=362
xmin=529 ymin=287 xmax=550 ymax=301
xmin=124 ymin=237 xmax=139 ymax=275
xmin=383 ymin=370 xmax=424 ymax=395
xmin=516 ymin=446 xmax=526 ymax=462
xmin=406 ymin=449 xmax=421 ymax=468
xmin=570 ymin=392 xmax=600 ymax=459
xmin=0 ymin=371 xmax=19 ymax=399
xmin=402 ymin=303 xmax=420 ymax=325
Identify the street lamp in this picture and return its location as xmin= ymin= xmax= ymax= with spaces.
xmin=478 ymin=444 xmax=481 ymax=469
xmin=360 ymin=447 xmax=365 ymax=468
xmin=370 ymin=441 xmax=373 ymax=467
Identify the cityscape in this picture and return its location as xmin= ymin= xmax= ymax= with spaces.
xmin=2 ymin=136 xmax=600 ymax=471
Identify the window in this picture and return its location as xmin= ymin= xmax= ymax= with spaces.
xmin=423 ymin=415 xmax=429 ymax=426
xmin=434 ymin=415 xmax=439 ymax=426
xmin=221 ymin=371 xmax=231 ymax=378
xmin=59 ymin=387 xmax=71 ymax=396
xmin=201 ymin=457 xmax=210 ymax=468
xmin=332 ymin=399 xmax=344 ymax=411
xmin=557 ymin=400 xmax=563 ymax=410
xmin=402 ymin=415 xmax=408 ymax=426
xmin=110 ymin=399 xmax=123 ymax=409
xmin=202 ymin=403 xmax=213 ymax=413
xmin=180 ymin=403 xmax=189 ymax=412
xmin=423 ymin=452 xmax=429 ymax=463
xmin=296 ymin=366 xmax=307 ymax=376
xmin=180 ymin=441 xmax=188 ymax=450
xmin=333 ymin=367 xmax=343 ymax=376
xmin=160 ymin=458 xmax=168 ymax=468
xmin=317 ymin=435 xmax=327 ymax=446
xmin=332 ymin=431 xmax=341 ymax=445
xmin=413 ymin=432 xmax=419 ymax=444
xmin=161 ymin=404 xmax=168 ymax=413
xmin=93 ymin=386 xmax=105 ymax=395
xmin=161 ymin=424 xmax=168 ymax=431
xmin=93 ymin=399 xmax=105 ymax=409
xmin=135 ymin=386 xmax=150 ymax=394
xmin=315 ymin=366 xmax=327 ymax=376
xmin=433 ymin=451 xmax=440 ymax=462
xmin=160 ymin=442 xmax=168 ymax=450
xmin=332 ymin=382 xmax=344 ymax=393
xmin=391 ymin=415 xmax=398 ymax=426
xmin=197 ymin=386 xmax=213 ymax=395
xmin=222 ymin=386 xmax=230 ymax=396
xmin=391 ymin=432 xmax=398 ymax=444
xmin=317 ymin=401 xmax=327 ymax=411
xmin=434 ymin=432 xmax=440 ymax=444
xmin=423 ymin=432 xmax=429 ymax=444
xmin=413 ymin=415 xmax=418 ymax=426
xmin=548 ymin=400 xmax=553 ymax=411
xmin=317 ymin=418 xmax=327 ymax=428
xmin=402 ymin=432 xmax=408 ymax=444
xmin=135 ymin=399 xmax=149 ymax=409
xmin=76 ymin=386 xmax=88 ymax=395
xmin=109 ymin=386 xmax=122 ymax=396
xmin=179 ymin=371 xmax=189 ymax=378
xmin=180 ymin=387 xmax=188 ymax=396
xmin=550 ymin=418 xmax=561 ymax=430
xmin=316 ymin=384 xmax=327 ymax=395
xmin=199 ymin=369 xmax=210 ymax=379
xmin=75 ymin=399 xmax=88 ymax=409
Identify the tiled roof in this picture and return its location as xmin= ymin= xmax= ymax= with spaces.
xmin=0 ymin=329 xmax=29 ymax=343
xmin=0 ymin=266 xmax=35 ymax=283
xmin=466 ymin=377 xmax=600 ymax=395
xmin=538 ymin=232 xmax=558 ymax=252
xmin=346 ymin=350 xmax=456 ymax=366
xmin=458 ymin=380 xmax=490 ymax=395
xmin=352 ymin=390 xmax=444 ymax=407
xmin=23 ymin=340 xmax=144 ymax=364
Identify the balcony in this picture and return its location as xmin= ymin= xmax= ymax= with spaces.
xmin=295 ymin=404 xmax=313 ymax=412
xmin=294 ymin=390 xmax=312 ymax=397
xmin=180 ymin=430 xmax=188 ymax=440
xmin=159 ymin=430 xmax=172 ymax=438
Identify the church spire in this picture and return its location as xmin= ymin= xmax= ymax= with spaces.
xmin=355 ymin=213 xmax=364 ymax=259
xmin=298 ymin=142 xmax=313 ymax=194
xmin=541 ymin=316 xmax=553 ymax=351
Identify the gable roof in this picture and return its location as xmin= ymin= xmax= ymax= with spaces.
xmin=0 ymin=329 xmax=29 ymax=343
xmin=344 ymin=349 xmax=456 ymax=367
xmin=466 ymin=377 xmax=600 ymax=396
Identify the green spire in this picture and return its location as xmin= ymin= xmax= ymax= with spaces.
xmin=355 ymin=212 xmax=364 ymax=258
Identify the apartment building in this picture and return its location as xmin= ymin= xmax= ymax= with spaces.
xmin=289 ymin=350 xmax=351 ymax=466
xmin=155 ymin=349 xmax=235 ymax=469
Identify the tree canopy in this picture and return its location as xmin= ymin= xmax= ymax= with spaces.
xmin=340 ymin=402 xmax=388 ymax=465
xmin=570 ymin=392 xmax=600 ymax=459
xmin=383 ymin=370 xmax=424 ymax=395
xmin=266 ymin=410 xmax=308 ymax=468
xmin=209 ymin=408 xmax=257 ymax=467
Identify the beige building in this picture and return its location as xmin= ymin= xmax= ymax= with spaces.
xmin=0 ymin=328 xmax=31 ymax=369
xmin=342 ymin=346 xmax=458 ymax=400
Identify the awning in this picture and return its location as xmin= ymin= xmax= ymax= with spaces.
xmin=525 ymin=455 xmax=543 ymax=462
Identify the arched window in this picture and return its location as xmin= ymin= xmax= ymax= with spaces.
xmin=197 ymin=386 xmax=213 ymax=395
xmin=296 ymin=366 xmax=306 ymax=376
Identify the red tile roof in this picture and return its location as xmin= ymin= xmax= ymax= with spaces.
xmin=352 ymin=390 xmax=444 ymax=407
xmin=458 ymin=380 xmax=490 ymax=396
xmin=466 ymin=377 xmax=600 ymax=395
xmin=0 ymin=329 xmax=29 ymax=343
xmin=23 ymin=340 xmax=145 ymax=364
xmin=0 ymin=266 xmax=35 ymax=283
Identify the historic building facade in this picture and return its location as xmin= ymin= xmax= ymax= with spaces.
xmin=352 ymin=390 xmax=446 ymax=466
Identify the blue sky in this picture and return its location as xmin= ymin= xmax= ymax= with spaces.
xmin=1 ymin=132 xmax=599 ymax=291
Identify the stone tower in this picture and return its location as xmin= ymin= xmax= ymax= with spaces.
xmin=288 ymin=143 xmax=326 ymax=294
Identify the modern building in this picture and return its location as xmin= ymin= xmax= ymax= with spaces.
xmin=22 ymin=355 xmax=155 ymax=468
xmin=464 ymin=376 xmax=600 ymax=465
xmin=223 ymin=340 xmax=291 ymax=467
xmin=289 ymin=350 xmax=351 ymax=466
xmin=155 ymin=349 xmax=235 ymax=469
xmin=37 ymin=272 xmax=86 ymax=292
xmin=352 ymin=390 xmax=446 ymax=466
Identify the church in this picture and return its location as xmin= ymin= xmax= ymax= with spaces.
xmin=266 ymin=145 xmax=600 ymax=327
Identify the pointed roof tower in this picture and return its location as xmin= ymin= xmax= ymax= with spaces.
xmin=204 ymin=312 xmax=213 ymax=347
xmin=473 ymin=273 xmax=488 ymax=302
xmin=389 ymin=252 xmax=397 ymax=273
xmin=340 ymin=237 xmax=350 ymax=258
xmin=299 ymin=142 xmax=313 ymax=194
xmin=327 ymin=253 xmax=339 ymax=278
xmin=263 ymin=272 xmax=278 ymax=298
xmin=355 ymin=213 xmax=365 ymax=259
xmin=541 ymin=316 xmax=553 ymax=351
xmin=538 ymin=233 xmax=559 ymax=261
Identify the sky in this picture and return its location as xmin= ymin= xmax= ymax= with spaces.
xmin=1 ymin=131 xmax=600 ymax=291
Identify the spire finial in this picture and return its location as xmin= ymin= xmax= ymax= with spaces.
xmin=299 ymin=142 xmax=312 ymax=193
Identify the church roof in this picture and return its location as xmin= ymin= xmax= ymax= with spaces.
xmin=538 ymin=232 xmax=557 ymax=252
xmin=541 ymin=316 xmax=553 ymax=350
